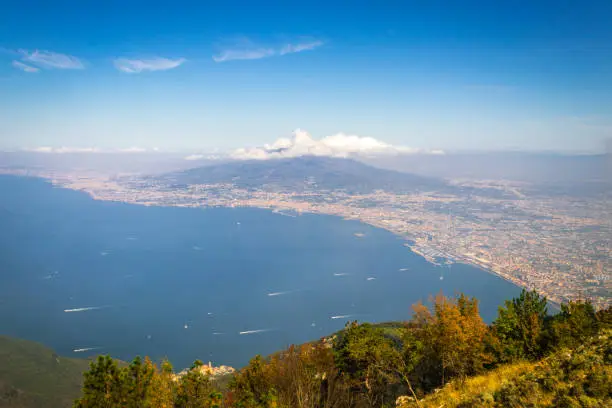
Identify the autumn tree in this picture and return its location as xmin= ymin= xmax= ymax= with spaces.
xmin=148 ymin=359 xmax=175 ymax=408
xmin=229 ymin=355 xmax=277 ymax=408
xmin=411 ymin=293 xmax=490 ymax=388
xmin=258 ymin=342 xmax=352 ymax=408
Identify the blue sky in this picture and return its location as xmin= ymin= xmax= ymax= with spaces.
xmin=1 ymin=0 xmax=611 ymax=153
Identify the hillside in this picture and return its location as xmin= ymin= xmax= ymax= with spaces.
xmin=2 ymin=292 xmax=610 ymax=407
xmin=159 ymin=156 xmax=449 ymax=194
xmin=398 ymin=329 xmax=612 ymax=407
xmin=0 ymin=336 xmax=90 ymax=408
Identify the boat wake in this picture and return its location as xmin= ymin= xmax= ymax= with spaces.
xmin=333 ymin=273 xmax=350 ymax=276
xmin=64 ymin=306 xmax=108 ymax=313
xmin=267 ymin=289 xmax=302 ymax=297
xmin=331 ymin=314 xmax=354 ymax=320
xmin=73 ymin=347 xmax=102 ymax=353
xmin=239 ymin=329 xmax=273 ymax=335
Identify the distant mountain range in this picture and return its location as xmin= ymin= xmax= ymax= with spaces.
xmin=363 ymin=152 xmax=611 ymax=183
xmin=160 ymin=156 xmax=449 ymax=194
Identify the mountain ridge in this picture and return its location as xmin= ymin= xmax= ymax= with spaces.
xmin=159 ymin=155 xmax=449 ymax=194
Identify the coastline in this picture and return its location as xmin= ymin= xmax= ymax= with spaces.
xmin=45 ymin=176 xmax=546 ymax=304
xmin=0 ymin=172 xmax=579 ymax=308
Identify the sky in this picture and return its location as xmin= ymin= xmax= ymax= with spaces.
xmin=1 ymin=0 xmax=612 ymax=154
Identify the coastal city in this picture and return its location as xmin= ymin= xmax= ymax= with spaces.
xmin=13 ymin=168 xmax=607 ymax=310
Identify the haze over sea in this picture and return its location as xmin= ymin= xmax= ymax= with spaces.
xmin=0 ymin=175 xmax=521 ymax=368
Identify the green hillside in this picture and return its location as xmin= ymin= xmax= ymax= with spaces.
xmin=0 ymin=336 xmax=90 ymax=408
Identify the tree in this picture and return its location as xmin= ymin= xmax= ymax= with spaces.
xmin=74 ymin=355 xmax=125 ymax=407
xmin=595 ymin=305 xmax=612 ymax=329
xmin=229 ymin=355 xmax=277 ymax=408
xmin=549 ymin=300 xmax=600 ymax=349
xmin=148 ymin=359 xmax=175 ymax=408
xmin=175 ymin=360 xmax=218 ymax=408
xmin=411 ymin=293 xmax=490 ymax=388
xmin=333 ymin=321 xmax=406 ymax=406
xmin=122 ymin=356 xmax=155 ymax=407
xmin=491 ymin=289 xmax=548 ymax=362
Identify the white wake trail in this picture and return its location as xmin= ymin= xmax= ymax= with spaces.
xmin=239 ymin=329 xmax=273 ymax=335
xmin=330 ymin=315 xmax=354 ymax=320
xmin=267 ymin=289 xmax=303 ymax=297
xmin=267 ymin=291 xmax=289 ymax=297
xmin=64 ymin=306 xmax=108 ymax=313
xmin=73 ymin=347 xmax=102 ymax=353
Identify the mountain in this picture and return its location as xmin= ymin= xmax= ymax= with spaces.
xmin=160 ymin=155 xmax=449 ymax=194
xmin=0 ymin=336 xmax=90 ymax=408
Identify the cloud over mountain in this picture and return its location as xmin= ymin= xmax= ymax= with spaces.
xmin=231 ymin=129 xmax=443 ymax=160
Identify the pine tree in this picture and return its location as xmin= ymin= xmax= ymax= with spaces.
xmin=491 ymin=289 xmax=548 ymax=362
xmin=550 ymin=300 xmax=600 ymax=349
xmin=74 ymin=355 xmax=124 ymax=407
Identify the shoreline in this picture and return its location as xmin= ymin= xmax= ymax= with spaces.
xmin=1 ymin=172 xmax=575 ymax=308
xmin=56 ymin=178 xmax=548 ymax=304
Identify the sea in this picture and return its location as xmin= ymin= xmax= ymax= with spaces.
xmin=0 ymin=175 xmax=521 ymax=368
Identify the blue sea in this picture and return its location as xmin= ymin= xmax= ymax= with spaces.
xmin=0 ymin=175 xmax=521 ymax=368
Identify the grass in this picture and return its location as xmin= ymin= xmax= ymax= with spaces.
xmin=400 ymin=330 xmax=612 ymax=408
xmin=409 ymin=361 xmax=536 ymax=407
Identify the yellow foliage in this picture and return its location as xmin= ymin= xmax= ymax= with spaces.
xmin=397 ymin=361 xmax=535 ymax=408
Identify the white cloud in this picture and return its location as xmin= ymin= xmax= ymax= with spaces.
xmin=231 ymin=129 xmax=442 ymax=160
xmin=18 ymin=49 xmax=84 ymax=69
xmin=213 ymin=39 xmax=323 ymax=62
xmin=184 ymin=154 xmax=205 ymax=161
xmin=212 ymin=48 xmax=275 ymax=63
xmin=12 ymin=60 xmax=40 ymax=73
xmin=26 ymin=146 xmax=100 ymax=153
xmin=29 ymin=147 xmax=54 ymax=153
xmin=279 ymin=40 xmax=323 ymax=55
xmin=24 ymin=146 xmax=164 ymax=154
xmin=116 ymin=147 xmax=148 ymax=153
xmin=113 ymin=57 xmax=186 ymax=73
